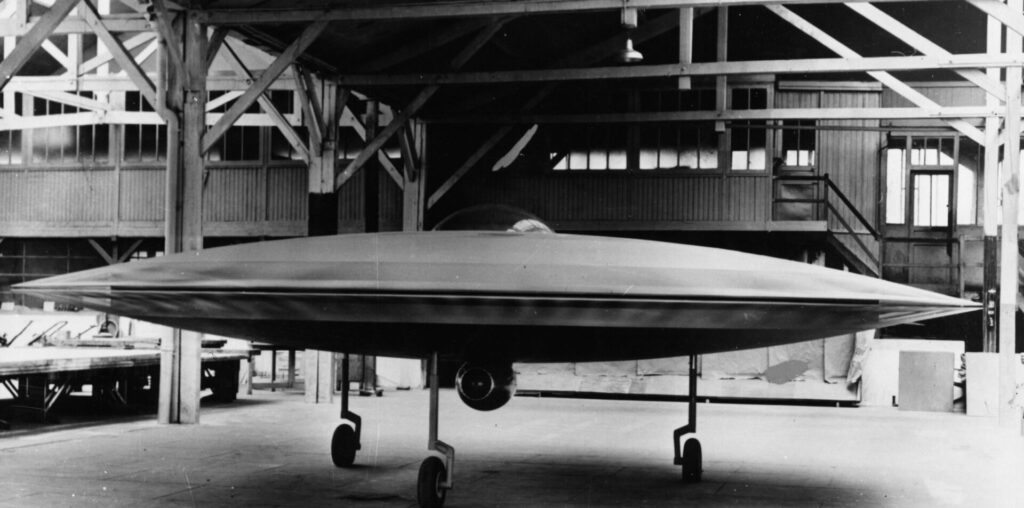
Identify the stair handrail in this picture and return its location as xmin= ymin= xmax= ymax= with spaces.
xmin=772 ymin=173 xmax=881 ymax=274
xmin=822 ymin=173 xmax=880 ymax=241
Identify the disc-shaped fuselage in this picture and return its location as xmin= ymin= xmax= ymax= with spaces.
xmin=14 ymin=232 xmax=977 ymax=362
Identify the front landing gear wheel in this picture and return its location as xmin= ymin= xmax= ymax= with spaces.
xmin=417 ymin=456 xmax=447 ymax=508
xmin=681 ymin=438 xmax=702 ymax=483
xmin=331 ymin=424 xmax=357 ymax=467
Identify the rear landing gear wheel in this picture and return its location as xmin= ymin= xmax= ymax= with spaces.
xmin=681 ymin=438 xmax=702 ymax=483
xmin=417 ymin=456 xmax=447 ymax=508
xmin=331 ymin=424 xmax=357 ymax=467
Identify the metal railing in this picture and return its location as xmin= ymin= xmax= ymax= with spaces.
xmin=772 ymin=173 xmax=881 ymax=272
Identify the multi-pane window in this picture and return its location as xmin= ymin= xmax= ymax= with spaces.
xmin=0 ymin=93 xmax=23 ymax=165
xmin=28 ymin=94 xmax=110 ymax=164
xmin=551 ymin=124 xmax=628 ymax=171
xmin=730 ymin=88 xmax=768 ymax=171
xmin=779 ymin=120 xmax=815 ymax=168
xmin=637 ymin=89 xmax=717 ymax=171
xmin=123 ymin=91 xmax=166 ymax=163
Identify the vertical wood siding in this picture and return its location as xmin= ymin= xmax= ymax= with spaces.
xmin=120 ymin=167 xmax=165 ymax=221
xmin=336 ymin=166 xmax=404 ymax=232
xmin=0 ymin=168 xmax=116 ymax=223
xmin=266 ymin=166 xmax=307 ymax=221
xmin=818 ymin=91 xmax=882 ymax=234
xmin=0 ymin=163 xmax=307 ymax=237
xmin=440 ymin=173 xmax=758 ymax=226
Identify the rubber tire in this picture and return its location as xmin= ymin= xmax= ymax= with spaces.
xmin=681 ymin=438 xmax=702 ymax=483
xmin=417 ymin=456 xmax=447 ymax=508
xmin=331 ymin=424 xmax=357 ymax=467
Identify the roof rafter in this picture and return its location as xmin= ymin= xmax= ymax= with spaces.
xmin=767 ymin=4 xmax=985 ymax=144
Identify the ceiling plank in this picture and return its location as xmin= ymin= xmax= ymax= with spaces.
xmin=0 ymin=0 xmax=79 ymax=92
xmin=202 ymin=19 xmax=328 ymax=154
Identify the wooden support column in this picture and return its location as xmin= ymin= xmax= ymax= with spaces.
xmin=308 ymin=78 xmax=339 ymax=236
xmin=401 ymin=120 xmax=426 ymax=232
xmin=999 ymin=0 xmax=1023 ymax=429
xmin=363 ymin=100 xmax=380 ymax=233
xmin=983 ymin=10 xmax=1001 ymax=353
xmin=678 ymin=8 xmax=693 ymax=90
xmin=303 ymin=350 xmax=335 ymax=404
xmin=159 ymin=10 xmax=205 ymax=425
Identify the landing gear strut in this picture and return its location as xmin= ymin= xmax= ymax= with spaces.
xmin=332 ymin=353 xmax=362 ymax=468
xmin=418 ymin=351 xmax=454 ymax=508
xmin=673 ymin=355 xmax=702 ymax=483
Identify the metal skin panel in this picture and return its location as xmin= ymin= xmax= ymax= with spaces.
xmin=14 ymin=231 xmax=978 ymax=362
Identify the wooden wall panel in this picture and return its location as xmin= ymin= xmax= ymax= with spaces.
xmin=336 ymin=166 xmax=404 ymax=232
xmin=203 ymin=166 xmax=263 ymax=222
xmin=441 ymin=174 xmax=734 ymax=226
xmin=0 ymin=168 xmax=116 ymax=223
xmin=266 ymin=166 xmax=307 ymax=222
xmin=818 ymin=91 xmax=882 ymax=233
xmin=119 ymin=167 xmax=165 ymax=221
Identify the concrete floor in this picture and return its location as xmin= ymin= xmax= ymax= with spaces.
xmin=1 ymin=389 xmax=1022 ymax=507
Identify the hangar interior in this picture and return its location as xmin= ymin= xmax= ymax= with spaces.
xmin=0 ymin=0 xmax=1023 ymax=506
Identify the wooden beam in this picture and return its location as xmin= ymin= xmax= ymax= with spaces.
xmin=336 ymin=53 xmax=1023 ymax=86
xmin=339 ymin=106 xmax=404 ymax=188
xmin=998 ymin=0 xmax=1022 ymax=430
xmin=968 ymin=0 xmax=1024 ymax=39
xmin=205 ymin=26 xmax=228 ymax=71
xmin=0 ymin=0 xmax=79 ymax=92
xmin=87 ymin=239 xmax=116 ymax=265
xmin=848 ymin=3 xmax=1005 ymax=101
xmin=41 ymin=39 xmax=72 ymax=71
xmin=296 ymin=66 xmax=323 ymax=149
xmin=81 ymin=0 xmax=157 ymax=109
xmin=3 ymin=73 xmax=297 ymax=91
xmin=0 ymin=15 xmax=147 ymax=36
xmin=79 ymin=31 xmax=154 ymax=74
xmin=148 ymin=0 xmax=184 ymax=80
xmin=766 ymin=4 xmax=985 ymax=145
xmin=336 ymin=20 xmax=507 ymax=190
xmin=202 ymin=19 xmax=328 ymax=154
xmin=204 ymin=90 xmax=241 ymax=111
xmin=428 ymin=106 xmax=1000 ymax=125
xmin=197 ymin=0 xmax=953 ymax=25
xmin=223 ymin=40 xmax=309 ymax=164
xmin=678 ymin=7 xmax=693 ymax=89
xmin=116 ymin=238 xmax=144 ymax=263
xmin=25 ymin=89 xmax=110 ymax=110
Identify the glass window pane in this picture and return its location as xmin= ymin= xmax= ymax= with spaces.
xmin=568 ymin=151 xmax=587 ymax=170
xmin=639 ymin=149 xmax=658 ymax=170
xmin=608 ymin=150 xmax=627 ymax=170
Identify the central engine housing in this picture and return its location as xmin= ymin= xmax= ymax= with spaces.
xmin=455 ymin=361 xmax=517 ymax=411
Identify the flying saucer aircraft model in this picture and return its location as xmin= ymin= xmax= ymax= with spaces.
xmin=15 ymin=231 xmax=977 ymax=508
